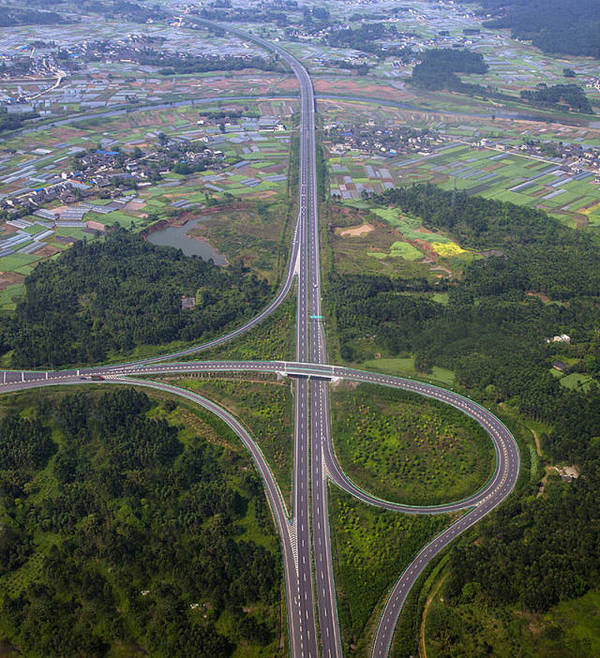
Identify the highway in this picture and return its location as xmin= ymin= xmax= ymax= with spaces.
xmin=0 ymin=358 xmax=519 ymax=656
xmin=0 ymin=24 xmax=521 ymax=658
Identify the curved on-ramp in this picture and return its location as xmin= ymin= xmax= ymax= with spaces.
xmin=0 ymin=360 xmax=520 ymax=656
xmin=99 ymin=360 xmax=522 ymax=514
xmin=0 ymin=374 xmax=304 ymax=657
xmin=118 ymin=362 xmax=520 ymax=655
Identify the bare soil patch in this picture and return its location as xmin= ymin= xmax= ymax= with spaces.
xmin=34 ymin=244 xmax=61 ymax=258
xmin=338 ymin=223 xmax=374 ymax=237
xmin=122 ymin=199 xmax=146 ymax=212
xmin=0 ymin=271 xmax=24 ymax=289
xmin=526 ymin=291 xmax=551 ymax=303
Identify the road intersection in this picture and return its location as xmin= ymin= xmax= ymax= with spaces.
xmin=0 ymin=25 xmax=520 ymax=658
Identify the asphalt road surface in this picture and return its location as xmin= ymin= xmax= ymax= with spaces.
xmin=0 ymin=359 xmax=519 ymax=656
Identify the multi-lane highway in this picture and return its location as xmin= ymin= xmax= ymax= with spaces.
xmin=0 ymin=24 xmax=521 ymax=658
xmin=0 ymin=359 xmax=519 ymax=656
xmin=0 ymin=361 xmax=520 ymax=521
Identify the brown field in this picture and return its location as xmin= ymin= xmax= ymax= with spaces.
xmin=337 ymin=223 xmax=375 ymax=237
xmin=313 ymin=77 xmax=410 ymax=101
xmin=33 ymin=244 xmax=60 ymax=258
xmin=0 ymin=271 xmax=24 ymax=290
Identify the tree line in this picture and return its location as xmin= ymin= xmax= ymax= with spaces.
xmin=0 ymin=229 xmax=271 ymax=367
xmin=153 ymin=54 xmax=286 ymax=76
xmin=479 ymin=0 xmax=600 ymax=59
xmin=521 ymin=83 xmax=593 ymax=114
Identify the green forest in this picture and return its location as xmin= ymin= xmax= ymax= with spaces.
xmin=0 ymin=387 xmax=283 ymax=657
xmin=410 ymin=49 xmax=489 ymax=92
xmin=479 ymin=0 xmax=600 ymax=59
xmin=334 ymin=184 xmax=600 ymax=421
xmin=520 ymin=84 xmax=593 ymax=114
xmin=420 ymin=387 xmax=600 ymax=656
xmin=0 ymin=229 xmax=271 ymax=367
xmin=328 ymin=183 xmax=600 ymax=655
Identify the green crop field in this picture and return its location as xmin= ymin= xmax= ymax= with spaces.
xmin=0 ymin=283 xmax=25 ymax=311
xmin=360 ymin=356 xmax=455 ymax=387
xmin=387 ymin=146 xmax=600 ymax=226
xmin=0 ymin=253 xmax=42 ymax=272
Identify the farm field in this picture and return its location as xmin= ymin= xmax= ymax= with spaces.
xmin=280 ymin=0 xmax=600 ymax=110
xmin=328 ymin=142 xmax=600 ymax=227
xmin=330 ymin=382 xmax=494 ymax=507
xmin=0 ymin=99 xmax=296 ymax=308
xmin=0 ymin=19 xmax=296 ymax=116
xmin=395 ymin=144 xmax=600 ymax=225
xmin=319 ymin=97 xmax=600 ymax=147
xmin=326 ymin=201 xmax=472 ymax=280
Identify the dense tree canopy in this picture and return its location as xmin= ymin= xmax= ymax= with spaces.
xmin=479 ymin=0 xmax=600 ymax=59
xmin=375 ymin=183 xmax=569 ymax=250
xmin=447 ymin=387 xmax=600 ymax=613
xmin=332 ymin=185 xmax=600 ymax=422
xmin=410 ymin=49 xmax=488 ymax=92
xmin=521 ymin=84 xmax=593 ymax=114
xmin=0 ymin=229 xmax=270 ymax=367
xmin=0 ymin=388 xmax=281 ymax=656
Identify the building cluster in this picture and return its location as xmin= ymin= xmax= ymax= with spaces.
xmin=0 ymin=50 xmax=67 ymax=105
xmin=584 ymin=77 xmax=600 ymax=92
xmin=66 ymin=138 xmax=224 ymax=189
xmin=0 ymin=133 xmax=227 ymax=219
xmin=547 ymin=334 xmax=571 ymax=344
xmin=1 ymin=180 xmax=91 ymax=216
xmin=0 ymin=51 xmax=62 ymax=80
xmin=203 ymin=114 xmax=287 ymax=133
xmin=324 ymin=122 xmax=444 ymax=156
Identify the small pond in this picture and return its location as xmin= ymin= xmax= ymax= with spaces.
xmin=147 ymin=217 xmax=226 ymax=265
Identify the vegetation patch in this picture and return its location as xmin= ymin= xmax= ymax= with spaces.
xmin=425 ymin=568 xmax=600 ymax=657
xmin=430 ymin=242 xmax=467 ymax=258
xmin=360 ymin=356 xmax=455 ymax=387
xmin=328 ymin=185 xmax=600 ymax=425
xmin=0 ymin=387 xmax=284 ymax=656
xmin=330 ymin=487 xmax=454 ymax=656
xmin=331 ymin=383 xmax=493 ymax=506
xmin=188 ymin=198 xmax=294 ymax=286
xmin=168 ymin=377 xmax=294 ymax=508
xmin=326 ymin=204 xmax=434 ymax=279
xmin=191 ymin=288 xmax=296 ymax=363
